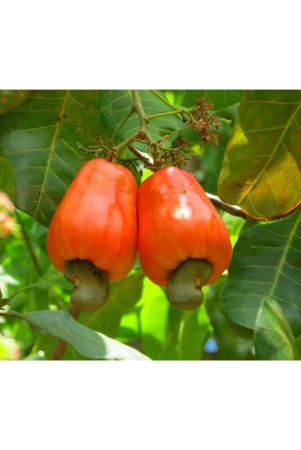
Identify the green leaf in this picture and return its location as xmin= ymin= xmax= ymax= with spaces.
xmin=160 ymin=285 xmax=212 ymax=360
xmin=158 ymin=303 xmax=212 ymax=360
xmin=218 ymin=90 xmax=301 ymax=220
xmin=220 ymin=211 xmax=245 ymax=242
xmin=219 ymin=208 xmax=301 ymax=338
xmin=0 ymin=90 xmax=103 ymax=227
xmin=0 ymin=90 xmax=30 ymax=114
xmin=165 ymin=90 xmax=242 ymax=110
xmin=176 ymin=305 xmax=213 ymax=360
xmin=118 ymin=306 xmax=142 ymax=343
xmin=99 ymin=90 xmax=184 ymax=150
xmin=140 ymin=278 xmax=170 ymax=359
xmin=4 ymin=309 xmax=150 ymax=360
xmin=0 ymin=157 xmax=14 ymax=200
xmin=254 ymin=298 xmax=299 ymax=360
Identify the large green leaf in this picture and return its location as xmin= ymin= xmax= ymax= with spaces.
xmin=219 ymin=208 xmax=301 ymax=338
xmin=99 ymin=90 xmax=184 ymax=151
xmin=254 ymin=298 xmax=299 ymax=360
xmin=0 ymin=90 xmax=103 ymax=227
xmin=218 ymin=90 xmax=301 ymax=220
xmin=3 ymin=309 xmax=150 ymax=360
xmin=165 ymin=90 xmax=242 ymax=110
xmin=0 ymin=157 xmax=14 ymax=200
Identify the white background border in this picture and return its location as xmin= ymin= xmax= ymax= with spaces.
xmin=1 ymin=1 xmax=300 ymax=448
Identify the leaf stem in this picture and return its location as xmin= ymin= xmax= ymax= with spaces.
xmin=1 ymin=288 xmax=26 ymax=306
xmin=113 ymin=91 xmax=155 ymax=155
xmin=128 ymin=145 xmax=155 ymax=167
xmin=147 ymin=109 xmax=187 ymax=121
xmin=111 ymin=108 xmax=134 ymax=141
xmin=150 ymin=90 xmax=180 ymax=111
xmin=51 ymin=304 xmax=80 ymax=360
xmin=206 ymin=193 xmax=255 ymax=221
xmin=131 ymin=90 xmax=149 ymax=136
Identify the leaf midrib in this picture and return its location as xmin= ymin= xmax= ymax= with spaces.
xmin=239 ymin=102 xmax=301 ymax=204
xmin=268 ymin=212 xmax=301 ymax=300
xmin=34 ymin=90 xmax=71 ymax=219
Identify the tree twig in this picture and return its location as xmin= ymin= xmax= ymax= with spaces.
xmin=112 ymin=91 xmax=155 ymax=156
xmin=131 ymin=90 xmax=148 ymax=136
xmin=206 ymin=193 xmax=254 ymax=221
xmin=128 ymin=145 xmax=155 ymax=167
xmin=147 ymin=109 xmax=187 ymax=121
xmin=51 ymin=304 xmax=80 ymax=360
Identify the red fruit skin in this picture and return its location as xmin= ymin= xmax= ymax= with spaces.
xmin=138 ymin=167 xmax=232 ymax=287
xmin=46 ymin=158 xmax=138 ymax=281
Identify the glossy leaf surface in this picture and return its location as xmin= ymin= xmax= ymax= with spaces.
xmin=219 ymin=208 xmax=301 ymax=337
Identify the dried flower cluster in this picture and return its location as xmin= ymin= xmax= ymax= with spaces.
xmin=187 ymin=98 xmax=220 ymax=146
